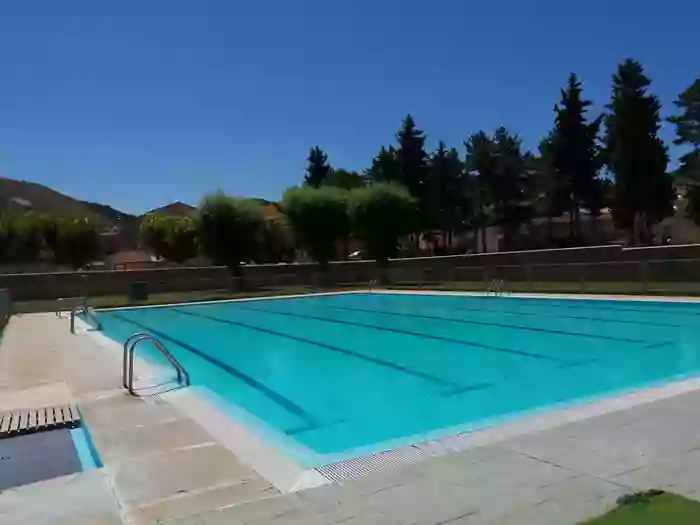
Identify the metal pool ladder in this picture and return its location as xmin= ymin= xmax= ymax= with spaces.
xmin=487 ymin=278 xmax=507 ymax=296
xmin=122 ymin=333 xmax=190 ymax=396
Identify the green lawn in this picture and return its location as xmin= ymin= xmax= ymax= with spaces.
xmin=582 ymin=491 xmax=700 ymax=524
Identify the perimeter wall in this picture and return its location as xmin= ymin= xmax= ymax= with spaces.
xmin=2 ymin=244 xmax=700 ymax=301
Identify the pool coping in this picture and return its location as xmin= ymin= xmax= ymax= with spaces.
xmin=82 ymin=290 xmax=700 ymax=493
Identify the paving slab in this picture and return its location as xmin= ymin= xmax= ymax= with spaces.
xmin=0 ymin=469 xmax=122 ymax=525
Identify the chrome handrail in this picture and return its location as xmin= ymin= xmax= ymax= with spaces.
xmin=487 ymin=278 xmax=506 ymax=296
xmin=123 ymin=333 xmax=150 ymax=388
xmin=123 ymin=333 xmax=190 ymax=396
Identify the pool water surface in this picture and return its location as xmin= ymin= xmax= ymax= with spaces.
xmin=98 ymin=292 xmax=700 ymax=465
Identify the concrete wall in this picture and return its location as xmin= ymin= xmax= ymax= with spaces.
xmin=3 ymin=244 xmax=700 ymax=301
xmin=0 ymin=289 xmax=9 ymax=322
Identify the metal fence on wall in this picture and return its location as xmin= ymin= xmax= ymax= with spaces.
xmin=4 ymin=254 xmax=700 ymax=312
xmin=385 ymin=258 xmax=700 ymax=296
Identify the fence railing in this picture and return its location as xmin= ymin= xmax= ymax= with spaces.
xmin=5 ymin=256 xmax=700 ymax=311
xmin=386 ymin=258 xmax=700 ymax=295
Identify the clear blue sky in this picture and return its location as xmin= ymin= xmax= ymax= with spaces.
xmin=0 ymin=1 xmax=698 ymax=214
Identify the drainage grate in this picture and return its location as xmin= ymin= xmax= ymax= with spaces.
xmin=315 ymin=428 xmax=499 ymax=483
xmin=316 ymin=445 xmax=431 ymax=483
xmin=0 ymin=405 xmax=80 ymax=439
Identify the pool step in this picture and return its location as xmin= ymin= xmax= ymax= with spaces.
xmin=0 ymin=404 xmax=81 ymax=438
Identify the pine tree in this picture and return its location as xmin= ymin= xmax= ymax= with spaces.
xmin=551 ymin=73 xmax=603 ymax=239
xmin=669 ymin=78 xmax=700 ymax=177
xmin=426 ymin=141 xmax=465 ymax=248
xmin=604 ymin=59 xmax=673 ymax=244
xmin=465 ymin=131 xmax=496 ymax=252
xmin=395 ymin=115 xmax=429 ymax=234
xmin=669 ymin=78 xmax=700 ymax=225
xmin=366 ymin=146 xmax=400 ymax=183
xmin=491 ymin=128 xmax=533 ymax=249
xmin=303 ymin=146 xmax=332 ymax=187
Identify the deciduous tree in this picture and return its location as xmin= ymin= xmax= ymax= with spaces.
xmin=348 ymin=183 xmax=417 ymax=266
xmin=281 ymin=186 xmax=349 ymax=269
xmin=45 ymin=217 xmax=101 ymax=269
xmin=196 ymin=193 xmax=265 ymax=275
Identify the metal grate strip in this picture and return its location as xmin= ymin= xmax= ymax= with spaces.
xmin=316 ymin=445 xmax=431 ymax=483
xmin=315 ymin=428 xmax=497 ymax=483
xmin=0 ymin=405 xmax=81 ymax=439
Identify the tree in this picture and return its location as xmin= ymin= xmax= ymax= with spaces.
xmin=349 ymin=183 xmax=417 ymax=266
xmin=140 ymin=215 xmax=198 ymax=263
xmin=281 ymin=186 xmax=349 ymax=269
xmin=490 ymin=128 xmax=534 ymax=249
xmin=257 ymin=216 xmax=295 ymax=263
xmin=163 ymin=217 xmax=198 ymax=263
xmin=196 ymin=192 xmax=265 ymax=275
xmin=604 ymin=59 xmax=673 ymax=244
xmin=303 ymin=146 xmax=332 ymax=187
xmin=426 ymin=141 xmax=466 ymax=249
xmin=0 ymin=214 xmax=45 ymax=263
xmin=366 ymin=146 xmax=400 ymax=183
xmin=45 ymin=217 xmax=101 ymax=269
xmin=464 ymin=129 xmax=533 ymax=251
xmin=138 ymin=214 xmax=169 ymax=259
xmin=395 ymin=115 xmax=429 ymax=234
xmin=550 ymin=73 xmax=603 ymax=239
xmin=323 ymin=168 xmax=365 ymax=190
xmin=669 ymin=78 xmax=700 ymax=224
xmin=465 ymin=131 xmax=497 ymax=252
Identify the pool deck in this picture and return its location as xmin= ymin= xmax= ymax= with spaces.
xmin=3 ymin=303 xmax=700 ymax=524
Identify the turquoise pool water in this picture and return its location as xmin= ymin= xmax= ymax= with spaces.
xmin=98 ymin=293 xmax=700 ymax=465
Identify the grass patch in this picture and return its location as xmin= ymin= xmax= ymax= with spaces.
xmin=582 ymin=491 xmax=700 ymax=524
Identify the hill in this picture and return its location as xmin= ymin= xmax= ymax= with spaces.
xmin=143 ymin=201 xmax=196 ymax=217
xmin=0 ymin=177 xmax=140 ymax=247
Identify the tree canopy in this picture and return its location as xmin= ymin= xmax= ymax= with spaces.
xmin=303 ymin=146 xmax=332 ymax=188
xmin=348 ymin=183 xmax=417 ymax=265
xmin=550 ymin=73 xmax=603 ymax=237
xmin=196 ymin=193 xmax=265 ymax=273
xmin=281 ymin=186 xmax=349 ymax=268
xmin=604 ymin=59 xmax=673 ymax=244
xmin=139 ymin=215 xmax=198 ymax=263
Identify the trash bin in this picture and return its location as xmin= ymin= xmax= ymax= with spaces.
xmin=129 ymin=281 xmax=149 ymax=301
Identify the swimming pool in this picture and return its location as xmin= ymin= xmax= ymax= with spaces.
xmin=97 ymin=292 xmax=700 ymax=466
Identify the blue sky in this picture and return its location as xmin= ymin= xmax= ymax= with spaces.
xmin=0 ymin=0 xmax=698 ymax=214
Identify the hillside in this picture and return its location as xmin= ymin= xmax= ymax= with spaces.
xmin=0 ymin=177 xmax=279 ymax=249
xmin=0 ymin=177 xmax=140 ymax=247
xmin=144 ymin=201 xmax=196 ymax=216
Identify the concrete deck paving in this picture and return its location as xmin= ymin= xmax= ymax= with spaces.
xmin=2 ymin=312 xmax=700 ymax=524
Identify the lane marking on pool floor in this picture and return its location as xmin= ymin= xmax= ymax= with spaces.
xmin=311 ymin=304 xmax=648 ymax=344
xmin=219 ymin=304 xmax=584 ymax=367
xmin=171 ymin=308 xmax=481 ymax=391
xmin=109 ymin=312 xmax=317 ymax=426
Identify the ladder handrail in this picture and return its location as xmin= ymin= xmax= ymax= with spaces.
xmin=123 ymin=333 xmax=150 ymax=388
xmin=487 ymin=278 xmax=506 ymax=296
xmin=70 ymin=303 xmax=102 ymax=333
xmin=123 ymin=333 xmax=190 ymax=395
